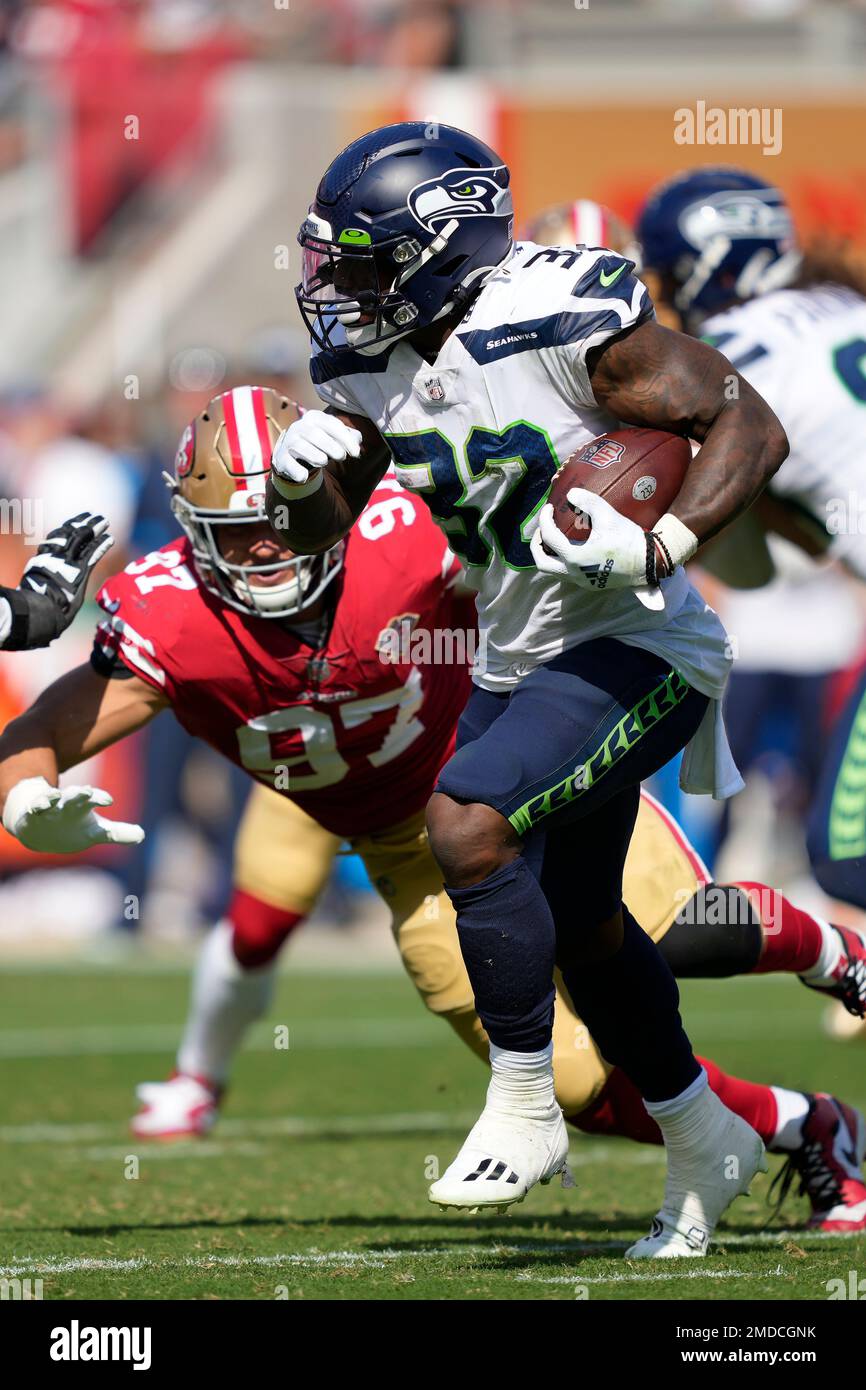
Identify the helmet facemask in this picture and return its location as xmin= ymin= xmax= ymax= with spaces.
xmin=298 ymin=213 xmax=451 ymax=355
xmin=172 ymin=494 xmax=342 ymax=621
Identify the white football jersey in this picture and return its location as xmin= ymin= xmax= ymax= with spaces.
xmin=702 ymin=284 xmax=866 ymax=580
xmin=311 ymin=242 xmax=734 ymax=722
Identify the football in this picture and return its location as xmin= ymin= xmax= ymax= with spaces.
xmin=547 ymin=427 xmax=692 ymax=544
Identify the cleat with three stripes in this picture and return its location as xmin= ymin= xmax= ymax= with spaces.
xmin=429 ymin=1099 xmax=571 ymax=1211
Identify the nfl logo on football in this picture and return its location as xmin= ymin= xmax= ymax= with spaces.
xmin=579 ymin=438 xmax=626 ymax=469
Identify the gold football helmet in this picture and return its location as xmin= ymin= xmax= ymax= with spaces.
xmin=525 ymin=199 xmax=642 ymax=268
xmin=168 ymin=385 xmax=343 ymax=620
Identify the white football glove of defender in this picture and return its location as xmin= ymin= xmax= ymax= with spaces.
xmin=532 ymin=489 xmax=666 ymax=609
xmin=2 ymin=777 xmax=145 ymax=854
xmin=270 ymin=410 xmax=363 ymax=498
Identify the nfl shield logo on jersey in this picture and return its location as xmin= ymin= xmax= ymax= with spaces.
xmin=424 ymin=376 xmax=446 ymax=402
xmin=306 ymin=655 xmax=331 ymax=685
xmin=577 ymin=437 xmax=626 ymax=469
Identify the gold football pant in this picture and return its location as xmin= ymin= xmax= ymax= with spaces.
xmin=233 ymin=783 xmax=708 ymax=1116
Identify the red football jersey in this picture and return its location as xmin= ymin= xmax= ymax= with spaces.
xmin=93 ymin=480 xmax=473 ymax=836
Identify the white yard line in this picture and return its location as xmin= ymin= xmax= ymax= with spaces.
xmin=0 ymin=1249 xmax=804 ymax=1283
xmin=518 ymin=1267 xmax=786 ymax=1285
xmin=0 ymin=1251 xmax=406 ymax=1277
xmin=0 ymin=1018 xmax=442 ymax=1059
xmin=0 ymin=1109 xmax=480 ymax=1144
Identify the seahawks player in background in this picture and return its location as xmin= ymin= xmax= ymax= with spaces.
xmin=637 ymin=169 xmax=866 ymax=915
xmin=266 ymin=124 xmax=789 ymax=1258
xmin=0 ymin=512 xmax=112 ymax=651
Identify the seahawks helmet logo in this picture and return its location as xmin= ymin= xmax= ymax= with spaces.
xmin=407 ymin=166 xmax=512 ymax=231
xmin=679 ymin=188 xmax=793 ymax=249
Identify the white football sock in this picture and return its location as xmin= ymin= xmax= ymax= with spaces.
xmin=644 ymin=1068 xmax=710 ymax=1143
xmin=799 ymin=918 xmax=846 ymax=984
xmin=488 ymin=1042 xmax=557 ymax=1115
xmin=177 ymin=920 xmax=276 ymax=1084
xmin=769 ymin=1087 xmax=811 ymax=1150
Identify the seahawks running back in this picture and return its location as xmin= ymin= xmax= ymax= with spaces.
xmin=267 ymin=123 xmax=788 ymax=1258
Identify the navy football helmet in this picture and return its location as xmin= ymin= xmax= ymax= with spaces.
xmin=636 ymin=168 xmax=801 ymax=325
xmin=296 ymin=122 xmax=514 ymax=355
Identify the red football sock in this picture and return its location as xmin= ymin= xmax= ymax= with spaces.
xmin=568 ymin=1055 xmax=779 ymax=1147
xmin=729 ymin=879 xmax=824 ymax=975
xmin=697 ymin=1054 xmax=778 ymax=1144
xmin=229 ymin=889 xmax=304 ymax=969
xmin=568 ymin=1068 xmax=662 ymax=1145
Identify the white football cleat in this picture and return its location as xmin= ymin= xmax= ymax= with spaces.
xmin=130 ymin=1071 xmax=221 ymax=1140
xmin=429 ymin=1100 xmax=571 ymax=1212
xmin=626 ymin=1087 xmax=767 ymax=1258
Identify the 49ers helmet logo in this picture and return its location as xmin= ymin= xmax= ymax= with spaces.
xmin=576 ymin=438 xmax=626 ymax=470
xmin=175 ymin=424 xmax=195 ymax=478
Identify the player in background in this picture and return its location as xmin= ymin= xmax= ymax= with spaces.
xmin=524 ymin=201 xmax=678 ymax=334
xmin=636 ymin=169 xmax=866 ymax=920
xmin=0 ymin=386 xmax=859 ymax=1238
xmin=526 ymin=200 xmax=643 ymax=272
xmin=0 ymin=513 xmax=112 ymax=651
xmin=266 ymin=122 xmax=788 ymax=1256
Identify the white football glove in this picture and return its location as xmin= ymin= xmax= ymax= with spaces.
xmin=531 ymin=489 xmax=657 ymax=592
xmin=2 ymin=777 xmax=145 ymax=854
xmin=270 ymin=410 xmax=363 ymax=497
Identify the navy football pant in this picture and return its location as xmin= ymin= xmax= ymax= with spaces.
xmin=435 ymin=638 xmax=708 ymax=1099
xmin=808 ymin=663 xmax=866 ymax=910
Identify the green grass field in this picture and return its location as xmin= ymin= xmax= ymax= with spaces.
xmin=1 ymin=960 xmax=864 ymax=1301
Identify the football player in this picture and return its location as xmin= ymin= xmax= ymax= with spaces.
xmin=636 ymin=168 xmax=866 ymax=918
xmin=265 ymin=122 xmax=789 ymax=1255
xmin=0 ymin=383 xmax=471 ymax=864
xmin=0 ymin=387 xmax=859 ymax=1240
xmin=0 ymin=512 xmax=112 ymax=651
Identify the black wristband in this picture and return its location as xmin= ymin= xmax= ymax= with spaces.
xmin=0 ymin=586 xmax=62 ymax=651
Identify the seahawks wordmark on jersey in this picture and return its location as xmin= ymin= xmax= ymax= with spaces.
xmin=702 ymin=285 xmax=866 ymax=581
xmin=312 ymin=243 xmax=742 ymax=797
